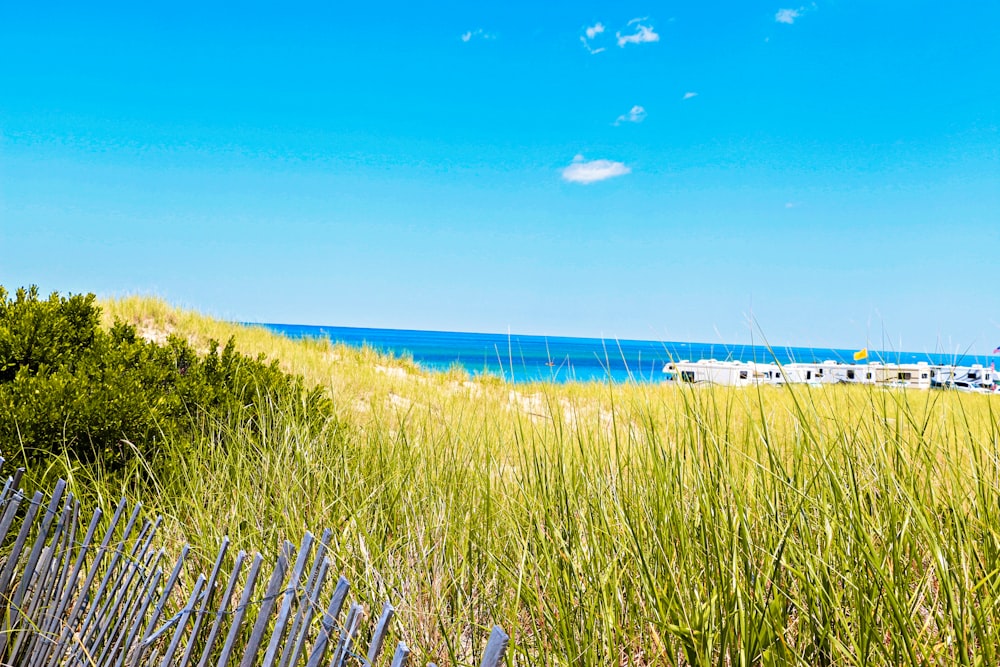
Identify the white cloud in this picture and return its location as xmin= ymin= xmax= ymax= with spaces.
xmin=682 ymin=92 xmax=698 ymax=100
xmin=585 ymin=22 xmax=605 ymax=39
xmin=776 ymin=4 xmax=815 ymax=24
xmin=785 ymin=202 xmax=798 ymax=208
xmin=617 ymin=20 xmax=659 ymax=47
xmin=562 ymin=155 xmax=631 ymax=184
xmin=614 ymin=105 xmax=647 ymax=125
xmin=775 ymin=8 xmax=801 ymax=24
xmin=581 ymin=22 xmax=607 ymax=54
xmin=461 ymin=28 xmax=494 ymax=42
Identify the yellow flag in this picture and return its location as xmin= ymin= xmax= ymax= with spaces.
xmin=853 ymin=348 xmax=868 ymax=361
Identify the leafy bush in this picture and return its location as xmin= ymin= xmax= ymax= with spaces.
xmin=0 ymin=285 xmax=333 ymax=472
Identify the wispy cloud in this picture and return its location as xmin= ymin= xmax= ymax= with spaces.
xmin=580 ymin=22 xmax=606 ymax=54
xmin=614 ymin=105 xmax=647 ymax=125
xmin=562 ymin=155 xmax=631 ymax=184
xmin=785 ymin=202 xmax=799 ymax=208
xmin=682 ymin=92 xmax=698 ymax=100
xmin=775 ymin=8 xmax=800 ymax=24
xmin=617 ymin=19 xmax=659 ymax=47
xmin=775 ymin=4 xmax=815 ymax=24
xmin=585 ymin=22 xmax=605 ymax=39
xmin=461 ymin=28 xmax=495 ymax=42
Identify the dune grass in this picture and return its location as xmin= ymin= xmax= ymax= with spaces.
xmin=55 ymin=295 xmax=1000 ymax=665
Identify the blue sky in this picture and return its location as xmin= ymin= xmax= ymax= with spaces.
xmin=2 ymin=1 xmax=998 ymax=353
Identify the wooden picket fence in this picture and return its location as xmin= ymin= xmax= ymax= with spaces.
xmin=0 ymin=459 xmax=510 ymax=667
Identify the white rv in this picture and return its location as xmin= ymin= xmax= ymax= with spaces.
xmin=661 ymin=359 xmax=947 ymax=391
xmin=781 ymin=361 xmax=846 ymax=385
xmin=867 ymin=362 xmax=932 ymax=389
xmin=931 ymin=364 xmax=996 ymax=392
xmin=664 ymin=360 xmax=782 ymax=386
xmin=838 ymin=363 xmax=877 ymax=385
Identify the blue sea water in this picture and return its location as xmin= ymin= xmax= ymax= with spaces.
xmin=255 ymin=323 xmax=997 ymax=384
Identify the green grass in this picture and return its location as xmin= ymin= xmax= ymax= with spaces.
xmin=51 ymin=296 xmax=1000 ymax=665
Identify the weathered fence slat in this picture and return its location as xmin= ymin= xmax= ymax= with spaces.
xmin=69 ymin=499 xmax=141 ymax=663
xmin=102 ymin=547 xmax=167 ymax=667
xmin=1 ymin=484 xmax=61 ymax=664
xmin=216 ymin=552 xmax=265 ymax=667
xmin=160 ymin=573 xmax=207 ymax=666
xmin=0 ymin=490 xmax=43 ymax=599
xmin=261 ymin=532 xmax=313 ymax=667
xmin=178 ymin=536 xmax=230 ymax=667
xmin=279 ymin=528 xmax=332 ymax=667
xmin=330 ymin=602 xmax=363 ymax=667
xmin=0 ymin=466 xmax=510 ymax=667
xmin=239 ymin=542 xmax=291 ymax=667
xmin=0 ymin=488 xmax=25 ymax=550
xmin=367 ymin=602 xmax=396 ymax=666
xmin=390 ymin=642 xmax=410 ymax=667
xmin=65 ymin=498 xmax=126 ymax=634
xmin=1 ymin=466 xmax=25 ymax=502
xmin=479 ymin=626 xmax=511 ymax=667
xmin=92 ymin=518 xmax=162 ymax=660
xmin=127 ymin=544 xmax=189 ymax=667
xmin=115 ymin=566 xmax=164 ymax=667
xmin=34 ymin=505 xmax=103 ymax=667
xmin=12 ymin=492 xmax=74 ymax=662
xmin=20 ymin=499 xmax=72 ymax=665
xmin=19 ymin=491 xmax=69 ymax=620
xmin=196 ymin=549 xmax=246 ymax=667
xmin=305 ymin=575 xmax=350 ymax=667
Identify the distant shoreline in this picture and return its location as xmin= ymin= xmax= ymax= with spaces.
xmin=252 ymin=322 xmax=998 ymax=385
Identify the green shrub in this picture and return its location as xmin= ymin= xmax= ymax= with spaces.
xmin=0 ymin=285 xmax=333 ymax=473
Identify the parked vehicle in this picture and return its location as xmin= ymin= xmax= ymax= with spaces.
xmin=662 ymin=359 xmax=954 ymax=391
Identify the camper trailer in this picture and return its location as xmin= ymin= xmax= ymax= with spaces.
xmin=661 ymin=358 xmax=974 ymax=392
xmin=836 ymin=363 xmax=877 ymax=385
xmin=780 ymin=361 xmax=848 ymax=385
xmin=931 ymin=364 xmax=996 ymax=392
xmin=867 ymin=362 xmax=932 ymax=389
xmin=664 ymin=360 xmax=782 ymax=386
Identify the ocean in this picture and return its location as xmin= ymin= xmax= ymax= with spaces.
xmin=256 ymin=323 xmax=997 ymax=384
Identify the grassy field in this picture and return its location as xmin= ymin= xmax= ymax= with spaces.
xmin=49 ymin=296 xmax=1000 ymax=665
